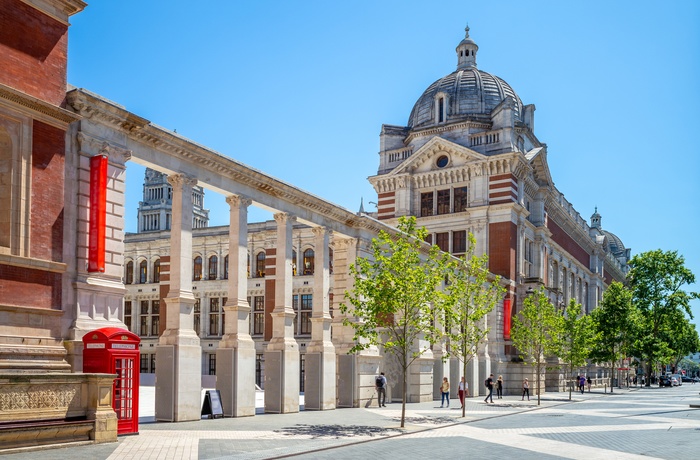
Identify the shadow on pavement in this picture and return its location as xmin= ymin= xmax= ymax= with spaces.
xmin=275 ymin=424 xmax=401 ymax=439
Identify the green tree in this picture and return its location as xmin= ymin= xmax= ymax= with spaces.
xmin=441 ymin=232 xmax=505 ymax=417
xmin=511 ymin=287 xmax=561 ymax=405
xmin=668 ymin=317 xmax=700 ymax=371
xmin=589 ymin=281 xmax=636 ymax=392
xmin=559 ymin=299 xmax=593 ymax=400
xmin=340 ymin=216 xmax=450 ymax=428
xmin=627 ymin=250 xmax=699 ymax=385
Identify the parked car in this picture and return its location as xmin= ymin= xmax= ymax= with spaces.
xmin=681 ymin=375 xmax=693 ymax=382
xmin=671 ymin=374 xmax=683 ymax=386
xmin=659 ymin=376 xmax=672 ymax=387
xmin=671 ymin=377 xmax=680 ymax=386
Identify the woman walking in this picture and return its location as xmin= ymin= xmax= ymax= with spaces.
xmin=440 ymin=377 xmax=450 ymax=408
xmin=522 ymin=378 xmax=530 ymax=401
xmin=458 ymin=376 xmax=469 ymax=408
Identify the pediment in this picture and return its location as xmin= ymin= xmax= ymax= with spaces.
xmin=387 ymin=137 xmax=486 ymax=176
xmin=525 ymin=147 xmax=553 ymax=187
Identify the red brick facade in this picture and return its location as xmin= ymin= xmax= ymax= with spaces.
xmin=0 ymin=0 xmax=68 ymax=106
xmin=0 ymin=264 xmax=62 ymax=309
xmin=488 ymin=221 xmax=517 ymax=280
xmin=546 ymin=217 xmax=590 ymax=268
xmin=31 ymin=120 xmax=65 ymax=262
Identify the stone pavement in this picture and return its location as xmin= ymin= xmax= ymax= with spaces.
xmin=2 ymin=384 xmax=699 ymax=459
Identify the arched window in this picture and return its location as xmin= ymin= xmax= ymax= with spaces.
xmin=208 ymin=255 xmax=218 ymax=280
xmin=125 ymin=261 xmax=134 ymax=285
xmin=438 ymin=97 xmax=445 ymax=122
xmin=303 ymin=249 xmax=315 ymax=275
xmin=223 ymin=255 xmax=229 ymax=280
xmin=139 ymin=260 xmax=148 ymax=284
xmin=255 ymin=251 xmax=265 ymax=278
xmin=292 ymin=250 xmax=297 ymax=276
xmin=153 ymin=259 xmax=161 ymax=283
xmin=193 ymin=256 xmax=203 ymax=281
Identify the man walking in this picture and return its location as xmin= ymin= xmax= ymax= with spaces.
xmin=376 ymin=372 xmax=387 ymax=407
xmin=484 ymin=373 xmax=494 ymax=403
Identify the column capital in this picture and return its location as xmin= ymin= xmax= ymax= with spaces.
xmin=311 ymin=226 xmax=332 ymax=238
xmin=167 ymin=173 xmax=197 ymax=189
xmin=273 ymin=212 xmax=296 ymax=225
xmin=226 ymin=194 xmax=252 ymax=208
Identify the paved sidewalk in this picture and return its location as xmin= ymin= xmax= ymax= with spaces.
xmin=2 ymin=384 xmax=698 ymax=459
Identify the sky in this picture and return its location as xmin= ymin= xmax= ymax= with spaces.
xmin=67 ymin=0 xmax=700 ymax=323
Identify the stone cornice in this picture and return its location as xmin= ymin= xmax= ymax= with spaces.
xmin=405 ymin=119 xmax=491 ymax=144
xmin=22 ymin=0 xmax=87 ymax=25
xmin=0 ymin=84 xmax=80 ymax=127
xmin=66 ymin=88 xmax=392 ymax=239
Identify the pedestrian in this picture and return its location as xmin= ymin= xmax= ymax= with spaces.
xmin=440 ymin=377 xmax=450 ymax=407
xmin=484 ymin=373 xmax=494 ymax=403
xmin=579 ymin=375 xmax=585 ymax=394
xmin=496 ymin=375 xmax=504 ymax=399
xmin=587 ymin=375 xmax=592 ymax=392
xmin=522 ymin=378 xmax=530 ymax=401
xmin=375 ymin=372 xmax=387 ymax=407
xmin=458 ymin=376 xmax=469 ymax=408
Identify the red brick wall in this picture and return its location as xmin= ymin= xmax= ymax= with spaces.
xmin=0 ymin=0 xmax=68 ymax=106
xmin=0 ymin=264 xmax=61 ymax=308
xmin=31 ymin=120 xmax=65 ymax=262
xmin=546 ymin=218 xmax=590 ymax=268
xmin=489 ymin=221 xmax=517 ymax=280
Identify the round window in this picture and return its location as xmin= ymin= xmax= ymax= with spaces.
xmin=436 ymin=155 xmax=449 ymax=168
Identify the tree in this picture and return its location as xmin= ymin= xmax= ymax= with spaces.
xmin=340 ymin=216 xmax=450 ymax=428
xmin=511 ymin=287 xmax=561 ymax=405
xmin=441 ymin=232 xmax=505 ymax=417
xmin=627 ymin=250 xmax=699 ymax=385
xmin=559 ymin=299 xmax=593 ymax=400
xmin=589 ymin=281 xmax=637 ymax=392
xmin=668 ymin=317 xmax=700 ymax=371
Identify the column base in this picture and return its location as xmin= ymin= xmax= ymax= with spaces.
xmin=303 ymin=346 xmax=336 ymax=411
xmin=264 ymin=341 xmax=299 ymax=414
xmin=216 ymin=340 xmax=256 ymax=417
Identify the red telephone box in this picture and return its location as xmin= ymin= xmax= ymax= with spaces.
xmin=83 ymin=327 xmax=140 ymax=435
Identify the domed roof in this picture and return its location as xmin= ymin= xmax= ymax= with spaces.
xmin=407 ymin=26 xmax=523 ymax=130
xmin=602 ymin=230 xmax=627 ymax=258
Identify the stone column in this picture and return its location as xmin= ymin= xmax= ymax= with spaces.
xmin=155 ymin=174 xmax=201 ymax=422
xmin=304 ymin=226 xmax=336 ymax=410
xmin=331 ymin=237 xmax=382 ymax=408
xmin=264 ymin=212 xmax=299 ymax=413
xmin=66 ymin=138 xmax=131 ymax=372
xmin=216 ymin=195 xmax=256 ymax=417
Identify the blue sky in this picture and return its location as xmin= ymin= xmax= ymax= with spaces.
xmin=67 ymin=1 xmax=700 ymax=323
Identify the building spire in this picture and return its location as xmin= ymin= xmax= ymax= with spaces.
xmin=456 ymin=23 xmax=478 ymax=70
xmin=590 ymin=206 xmax=602 ymax=229
xmin=358 ymin=197 xmax=365 ymax=214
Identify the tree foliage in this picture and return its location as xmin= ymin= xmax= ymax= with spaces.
xmin=589 ymin=281 xmax=637 ymax=391
xmin=559 ymin=299 xmax=593 ymax=400
xmin=441 ymin=232 xmax=505 ymax=417
xmin=340 ymin=216 xmax=450 ymax=427
xmin=510 ymin=287 xmax=561 ymax=405
xmin=627 ymin=250 xmax=699 ymax=383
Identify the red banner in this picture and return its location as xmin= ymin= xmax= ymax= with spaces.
xmin=503 ymin=298 xmax=512 ymax=340
xmin=88 ymin=155 xmax=108 ymax=273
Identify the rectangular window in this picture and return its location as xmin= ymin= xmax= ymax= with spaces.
xmin=437 ymin=189 xmax=450 ymax=215
xmin=300 ymin=294 xmax=312 ymax=335
xmin=435 ymin=232 xmax=449 ymax=252
xmin=208 ymin=354 xmax=216 ymax=376
xmin=255 ymin=354 xmax=263 ymax=388
xmin=293 ymin=294 xmax=299 ymax=336
xmin=150 ymin=353 xmax=156 ymax=373
xmin=139 ymin=300 xmax=149 ymax=337
xmin=221 ymin=297 xmax=227 ymax=335
xmin=124 ymin=301 xmax=132 ymax=332
xmin=420 ymin=192 xmax=433 ymax=217
xmin=140 ymin=354 xmax=149 ymax=373
xmin=151 ymin=300 xmax=160 ymax=336
xmin=452 ymin=230 xmax=467 ymax=254
xmin=253 ymin=296 xmax=264 ymax=335
xmin=209 ymin=297 xmax=220 ymax=336
xmin=194 ymin=299 xmax=201 ymax=337
xmin=424 ymin=234 xmax=433 ymax=245
xmin=454 ymin=186 xmax=468 ymax=212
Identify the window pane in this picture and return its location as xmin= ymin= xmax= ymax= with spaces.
xmin=437 ymin=189 xmax=450 ymax=215
xmin=153 ymin=260 xmax=160 ymax=283
xmin=208 ymin=255 xmax=218 ymax=280
xmin=454 ymin=187 xmax=468 ymax=212
xmin=420 ymin=192 xmax=433 ymax=217
xmin=435 ymin=232 xmax=449 ymax=252
xmin=452 ymin=231 xmax=466 ymax=254
xmin=193 ymin=256 xmax=202 ymax=281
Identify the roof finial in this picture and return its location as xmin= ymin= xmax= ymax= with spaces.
xmin=465 ymin=23 xmax=470 ymax=37
xmin=358 ymin=197 xmax=365 ymax=214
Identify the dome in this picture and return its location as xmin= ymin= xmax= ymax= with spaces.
xmin=407 ymin=26 xmax=523 ymax=130
xmin=602 ymin=230 xmax=626 ymax=258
